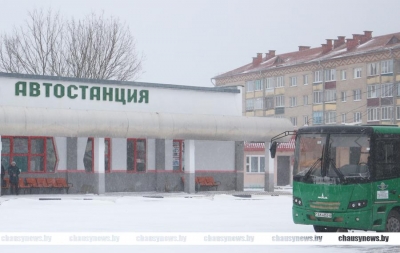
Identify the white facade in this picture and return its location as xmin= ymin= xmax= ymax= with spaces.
xmin=0 ymin=73 xmax=293 ymax=194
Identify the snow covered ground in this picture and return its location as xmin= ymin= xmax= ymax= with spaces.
xmin=0 ymin=191 xmax=397 ymax=253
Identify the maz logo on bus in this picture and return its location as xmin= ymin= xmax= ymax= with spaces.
xmin=317 ymin=193 xmax=328 ymax=199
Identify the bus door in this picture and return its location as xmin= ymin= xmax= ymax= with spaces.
xmin=373 ymin=138 xmax=400 ymax=205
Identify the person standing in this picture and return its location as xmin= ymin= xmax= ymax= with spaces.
xmin=8 ymin=161 xmax=20 ymax=195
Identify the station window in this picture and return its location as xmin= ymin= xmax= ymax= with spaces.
xmin=246 ymin=156 xmax=265 ymax=173
xmin=83 ymin=138 xmax=111 ymax=172
xmin=1 ymin=136 xmax=57 ymax=173
xmin=127 ymin=138 xmax=146 ymax=172
xmin=173 ymin=140 xmax=184 ymax=171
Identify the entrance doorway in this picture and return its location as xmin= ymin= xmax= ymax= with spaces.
xmin=277 ymin=156 xmax=290 ymax=186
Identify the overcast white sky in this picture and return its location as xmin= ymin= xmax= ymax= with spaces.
xmin=1 ymin=0 xmax=400 ymax=87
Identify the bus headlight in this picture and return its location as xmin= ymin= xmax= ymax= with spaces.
xmin=348 ymin=200 xmax=367 ymax=209
xmin=293 ymin=197 xmax=303 ymax=206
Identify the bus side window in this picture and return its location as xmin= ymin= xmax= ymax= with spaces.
xmin=375 ymin=140 xmax=400 ymax=179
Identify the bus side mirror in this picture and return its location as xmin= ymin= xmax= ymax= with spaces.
xmin=270 ymin=141 xmax=278 ymax=158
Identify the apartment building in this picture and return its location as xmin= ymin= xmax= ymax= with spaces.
xmin=212 ymin=31 xmax=400 ymax=187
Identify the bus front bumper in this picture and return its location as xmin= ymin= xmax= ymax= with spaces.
xmin=292 ymin=206 xmax=374 ymax=230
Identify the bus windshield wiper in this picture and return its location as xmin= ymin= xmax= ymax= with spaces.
xmin=327 ymin=158 xmax=346 ymax=183
xmin=303 ymin=157 xmax=322 ymax=181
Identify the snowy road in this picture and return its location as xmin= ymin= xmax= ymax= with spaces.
xmin=0 ymin=192 xmax=397 ymax=253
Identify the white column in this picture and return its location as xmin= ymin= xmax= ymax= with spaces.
xmin=184 ymin=140 xmax=195 ymax=193
xmin=93 ymin=138 xmax=105 ymax=194
xmin=264 ymin=142 xmax=275 ymax=192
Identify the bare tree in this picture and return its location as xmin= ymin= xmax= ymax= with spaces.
xmin=0 ymin=9 xmax=143 ymax=81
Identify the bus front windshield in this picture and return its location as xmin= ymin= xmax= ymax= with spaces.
xmin=294 ymin=133 xmax=370 ymax=184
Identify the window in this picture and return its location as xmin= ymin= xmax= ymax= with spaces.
xmin=127 ymin=139 xmax=146 ymax=172
xmin=254 ymin=97 xmax=264 ymax=110
xmin=290 ymin=117 xmax=297 ymax=126
xmin=397 ymin=106 xmax=400 ymax=120
xmin=324 ymin=69 xmax=336 ymax=81
xmin=265 ymin=97 xmax=274 ymax=110
xmin=246 ymin=81 xmax=254 ymax=92
xmin=367 ymin=84 xmax=380 ymax=98
xmin=368 ymin=62 xmax=379 ymax=76
xmin=1 ymin=136 xmax=57 ymax=173
xmin=173 ymin=140 xmax=184 ymax=171
xmin=381 ymin=60 xmax=393 ymax=74
xmin=381 ymin=83 xmax=393 ymax=97
xmin=341 ymin=91 xmax=346 ymax=102
xmin=354 ymin=68 xmax=362 ymax=79
xmin=303 ymin=95 xmax=308 ymax=105
xmin=353 ymin=89 xmax=361 ymax=101
xmin=325 ymin=111 xmax=336 ymax=124
xmin=254 ymin=80 xmax=262 ymax=91
xmin=275 ymin=95 xmax=285 ymax=107
xmin=341 ymin=70 xmax=347 ymax=80
xmin=354 ymin=112 xmax=362 ymax=123
xmin=245 ymin=99 xmax=254 ymax=111
xmin=276 ymin=76 xmax=284 ymax=87
xmin=246 ymin=156 xmax=265 ymax=173
xmin=265 ymin=78 xmax=274 ymax=89
xmin=313 ymin=91 xmax=323 ymax=104
xmin=290 ymin=76 xmax=297 ymax=87
xmin=325 ymin=90 xmax=336 ymax=103
xmin=313 ymin=111 xmax=323 ymax=125
xmin=314 ymin=70 xmax=322 ymax=83
xmin=303 ymin=75 xmax=308 ymax=85
xmin=105 ymin=138 xmax=111 ymax=173
xmin=303 ymin=115 xmax=309 ymax=126
xmin=381 ymin=107 xmax=393 ymax=120
xmin=289 ymin=97 xmax=297 ymax=107
xmin=367 ymin=107 xmax=380 ymax=122
xmin=341 ymin=113 xmax=346 ymax=124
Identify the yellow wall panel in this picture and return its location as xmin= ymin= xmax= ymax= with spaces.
xmin=255 ymin=91 xmax=264 ymax=97
xmin=325 ymin=104 xmax=337 ymax=111
xmin=313 ymin=104 xmax=323 ymax=111
xmin=275 ymin=88 xmax=285 ymax=95
xmin=245 ymin=93 xmax=254 ymax=99
xmin=381 ymin=76 xmax=392 ymax=83
xmin=265 ymin=110 xmax=275 ymax=116
xmin=367 ymin=76 xmax=380 ymax=84
xmin=255 ymin=110 xmax=264 ymax=117
xmin=313 ymin=83 xmax=323 ymax=90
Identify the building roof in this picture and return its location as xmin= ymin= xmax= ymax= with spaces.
xmin=244 ymin=138 xmax=295 ymax=152
xmin=213 ymin=31 xmax=400 ymax=80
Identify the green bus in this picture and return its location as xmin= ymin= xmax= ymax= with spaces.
xmin=273 ymin=125 xmax=400 ymax=232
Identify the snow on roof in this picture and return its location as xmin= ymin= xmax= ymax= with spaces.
xmin=213 ymin=32 xmax=400 ymax=80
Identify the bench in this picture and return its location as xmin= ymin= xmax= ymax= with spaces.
xmin=19 ymin=178 xmax=32 ymax=194
xmin=181 ymin=176 xmax=220 ymax=191
xmin=23 ymin=178 xmax=73 ymax=194
xmin=196 ymin=176 xmax=220 ymax=191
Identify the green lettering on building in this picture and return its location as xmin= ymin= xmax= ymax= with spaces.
xmin=127 ymin=89 xmax=137 ymax=103
xmin=29 ymin=82 xmax=41 ymax=97
xmin=67 ymin=85 xmax=78 ymax=99
xmin=15 ymin=81 xmax=150 ymax=105
xmin=103 ymin=87 xmax=113 ymax=101
xmin=15 ymin=81 xmax=27 ymax=96
xmin=90 ymin=86 xmax=101 ymax=101
xmin=43 ymin=83 xmax=53 ymax=97
xmin=139 ymin=90 xmax=149 ymax=103
xmin=79 ymin=85 xmax=88 ymax=100
xmin=54 ymin=84 xmax=65 ymax=98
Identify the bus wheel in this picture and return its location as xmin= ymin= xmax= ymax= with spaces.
xmin=313 ymin=225 xmax=338 ymax=232
xmin=385 ymin=210 xmax=400 ymax=232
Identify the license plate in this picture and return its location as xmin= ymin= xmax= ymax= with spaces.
xmin=315 ymin=212 xmax=332 ymax=218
